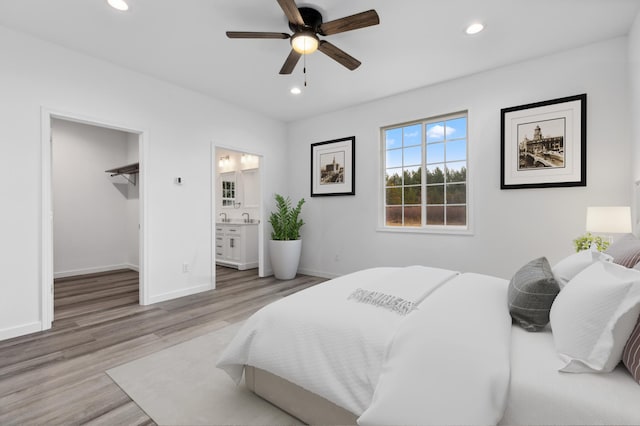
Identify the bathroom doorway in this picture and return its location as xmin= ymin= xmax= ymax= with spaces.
xmin=213 ymin=147 xmax=263 ymax=284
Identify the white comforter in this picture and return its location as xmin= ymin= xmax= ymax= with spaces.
xmin=217 ymin=266 xmax=512 ymax=425
xmin=500 ymin=326 xmax=640 ymax=425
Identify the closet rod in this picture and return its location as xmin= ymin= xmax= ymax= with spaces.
xmin=105 ymin=162 xmax=139 ymax=185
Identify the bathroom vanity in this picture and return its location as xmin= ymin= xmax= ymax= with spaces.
xmin=215 ymin=222 xmax=258 ymax=270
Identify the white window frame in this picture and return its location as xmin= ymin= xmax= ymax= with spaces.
xmin=378 ymin=111 xmax=473 ymax=235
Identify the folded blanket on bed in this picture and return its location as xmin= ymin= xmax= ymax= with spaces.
xmin=348 ymin=288 xmax=416 ymax=315
xmin=348 ymin=266 xmax=459 ymax=315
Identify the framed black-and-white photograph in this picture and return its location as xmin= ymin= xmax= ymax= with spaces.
xmin=311 ymin=136 xmax=355 ymax=196
xmin=501 ymin=94 xmax=586 ymax=189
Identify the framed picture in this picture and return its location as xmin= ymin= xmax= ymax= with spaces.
xmin=501 ymin=94 xmax=586 ymax=189
xmin=310 ymin=136 xmax=355 ymax=196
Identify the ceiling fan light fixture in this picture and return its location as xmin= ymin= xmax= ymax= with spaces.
xmin=291 ymin=31 xmax=319 ymax=54
xmin=107 ymin=0 xmax=129 ymax=11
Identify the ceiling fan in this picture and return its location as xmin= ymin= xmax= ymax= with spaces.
xmin=226 ymin=0 xmax=380 ymax=75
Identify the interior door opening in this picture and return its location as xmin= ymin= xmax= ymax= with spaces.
xmin=42 ymin=111 xmax=146 ymax=330
xmin=214 ymin=147 xmax=263 ymax=284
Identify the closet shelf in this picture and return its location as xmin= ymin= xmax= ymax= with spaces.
xmin=106 ymin=162 xmax=138 ymax=185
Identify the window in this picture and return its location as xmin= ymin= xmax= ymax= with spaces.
xmin=382 ymin=112 xmax=468 ymax=230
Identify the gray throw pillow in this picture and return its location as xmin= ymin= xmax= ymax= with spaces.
xmin=508 ymin=257 xmax=560 ymax=332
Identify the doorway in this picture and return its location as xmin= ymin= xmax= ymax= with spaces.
xmin=41 ymin=109 xmax=147 ymax=330
xmin=51 ymin=118 xmax=139 ymax=319
xmin=213 ymin=147 xmax=264 ymax=283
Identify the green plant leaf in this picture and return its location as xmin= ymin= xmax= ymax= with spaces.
xmin=268 ymin=193 xmax=305 ymax=240
xmin=573 ymin=232 xmax=610 ymax=252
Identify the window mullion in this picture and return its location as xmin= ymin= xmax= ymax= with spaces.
xmin=401 ymin=129 xmax=405 ymax=226
xmin=443 ymin=129 xmax=447 ymax=226
xmin=421 ymin=123 xmax=427 ymax=227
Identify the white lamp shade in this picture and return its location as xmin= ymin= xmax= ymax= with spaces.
xmin=586 ymin=206 xmax=632 ymax=233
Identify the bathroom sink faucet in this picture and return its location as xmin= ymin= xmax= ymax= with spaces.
xmin=220 ymin=213 xmax=227 ymax=222
xmin=242 ymin=213 xmax=250 ymax=223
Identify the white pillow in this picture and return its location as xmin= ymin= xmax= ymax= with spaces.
xmin=552 ymin=249 xmax=613 ymax=289
xmin=550 ymin=261 xmax=640 ymax=373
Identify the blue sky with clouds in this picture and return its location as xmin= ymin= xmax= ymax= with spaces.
xmin=385 ymin=117 xmax=467 ymax=172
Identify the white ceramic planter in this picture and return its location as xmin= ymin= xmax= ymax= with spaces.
xmin=269 ymin=239 xmax=302 ymax=280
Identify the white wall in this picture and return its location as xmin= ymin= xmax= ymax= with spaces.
xmin=630 ymin=13 xmax=640 ymax=227
xmin=288 ymin=37 xmax=632 ymax=280
xmin=0 ymin=25 xmax=288 ymax=340
xmin=52 ymin=118 xmax=136 ymax=277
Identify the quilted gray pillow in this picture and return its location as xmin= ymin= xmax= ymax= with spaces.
xmin=508 ymin=257 xmax=560 ymax=332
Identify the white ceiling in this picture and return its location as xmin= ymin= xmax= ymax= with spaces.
xmin=0 ymin=0 xmax=638 ymax=122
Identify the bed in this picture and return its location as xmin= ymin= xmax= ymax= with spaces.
xmin=217 ymin=251 xmax=640 ymax=425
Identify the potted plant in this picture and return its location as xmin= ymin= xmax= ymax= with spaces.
xmin=268 ymin=193 xmax=305 ymax=280
xmin=573 ymin=232 xmax=610 ymax=252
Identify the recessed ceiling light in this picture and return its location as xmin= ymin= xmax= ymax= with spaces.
xmin=108 ymin=0 xmax=129 ymax=11
xmin=465 ymin=23 xmax=484 ymax=35
xmin=290 ymin=87 xmax=302 ymax=95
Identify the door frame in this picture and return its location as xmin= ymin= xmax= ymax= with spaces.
xmin=40 ymin=107 xmax=149 ymax=330
xmin=212 ymin=144 xmax=266 ymax=279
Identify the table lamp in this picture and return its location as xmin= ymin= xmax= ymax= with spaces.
xmin=586 ymin=206 xmax=632 ymax=243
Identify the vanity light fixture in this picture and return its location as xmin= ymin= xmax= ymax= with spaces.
xmin=465 ymin=22 xmax=484 ymax=35
xmin=219 ymin=155 xmax=230 ymax=168
xmin=107 ymin=0 xmax=129 ymax=11
xmin=290 ymin=87 xmax=302 ymax=95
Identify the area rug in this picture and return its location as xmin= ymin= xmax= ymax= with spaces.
xmin=106 ymin=321 xmax=302 ymax=425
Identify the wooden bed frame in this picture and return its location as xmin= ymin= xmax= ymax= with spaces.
xmin=245 ymin=366 xmax=358 ymax=425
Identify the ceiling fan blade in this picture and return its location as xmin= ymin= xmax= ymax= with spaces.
xmin=319 ymin=9 xmax=380 ymax=36
xmin=226 ymin=31 xmax=290 ymax=39
xmin=318 ymin=41 xmax=361 ymax=70
xmin=279 ymin=50 xmax=302 ymax=74
xmin=277 ymin=0 xmax=305 ymax=26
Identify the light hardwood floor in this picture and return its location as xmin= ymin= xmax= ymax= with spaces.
xmin=0 ymin=267 xmax=326 ymax=425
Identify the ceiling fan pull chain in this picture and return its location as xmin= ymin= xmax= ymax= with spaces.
xmin=303 ymin=53 xmax=308 ymax=87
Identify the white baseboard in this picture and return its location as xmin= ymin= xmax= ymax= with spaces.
xmin=296 ymin=268 xmax=340 ymax=279
xmin=0 ymin=321 xmax=42 ymax=341
xmin=125 ymin=263 xmax=140 ymax=272
xmin=147 ymin=283 xmax=214 ymax=305
xmin=54 ymin=263 xmax=139 ymax=279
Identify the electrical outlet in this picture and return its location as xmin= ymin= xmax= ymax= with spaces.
xmin=182 ymin=263 xmax=189 ymax=273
